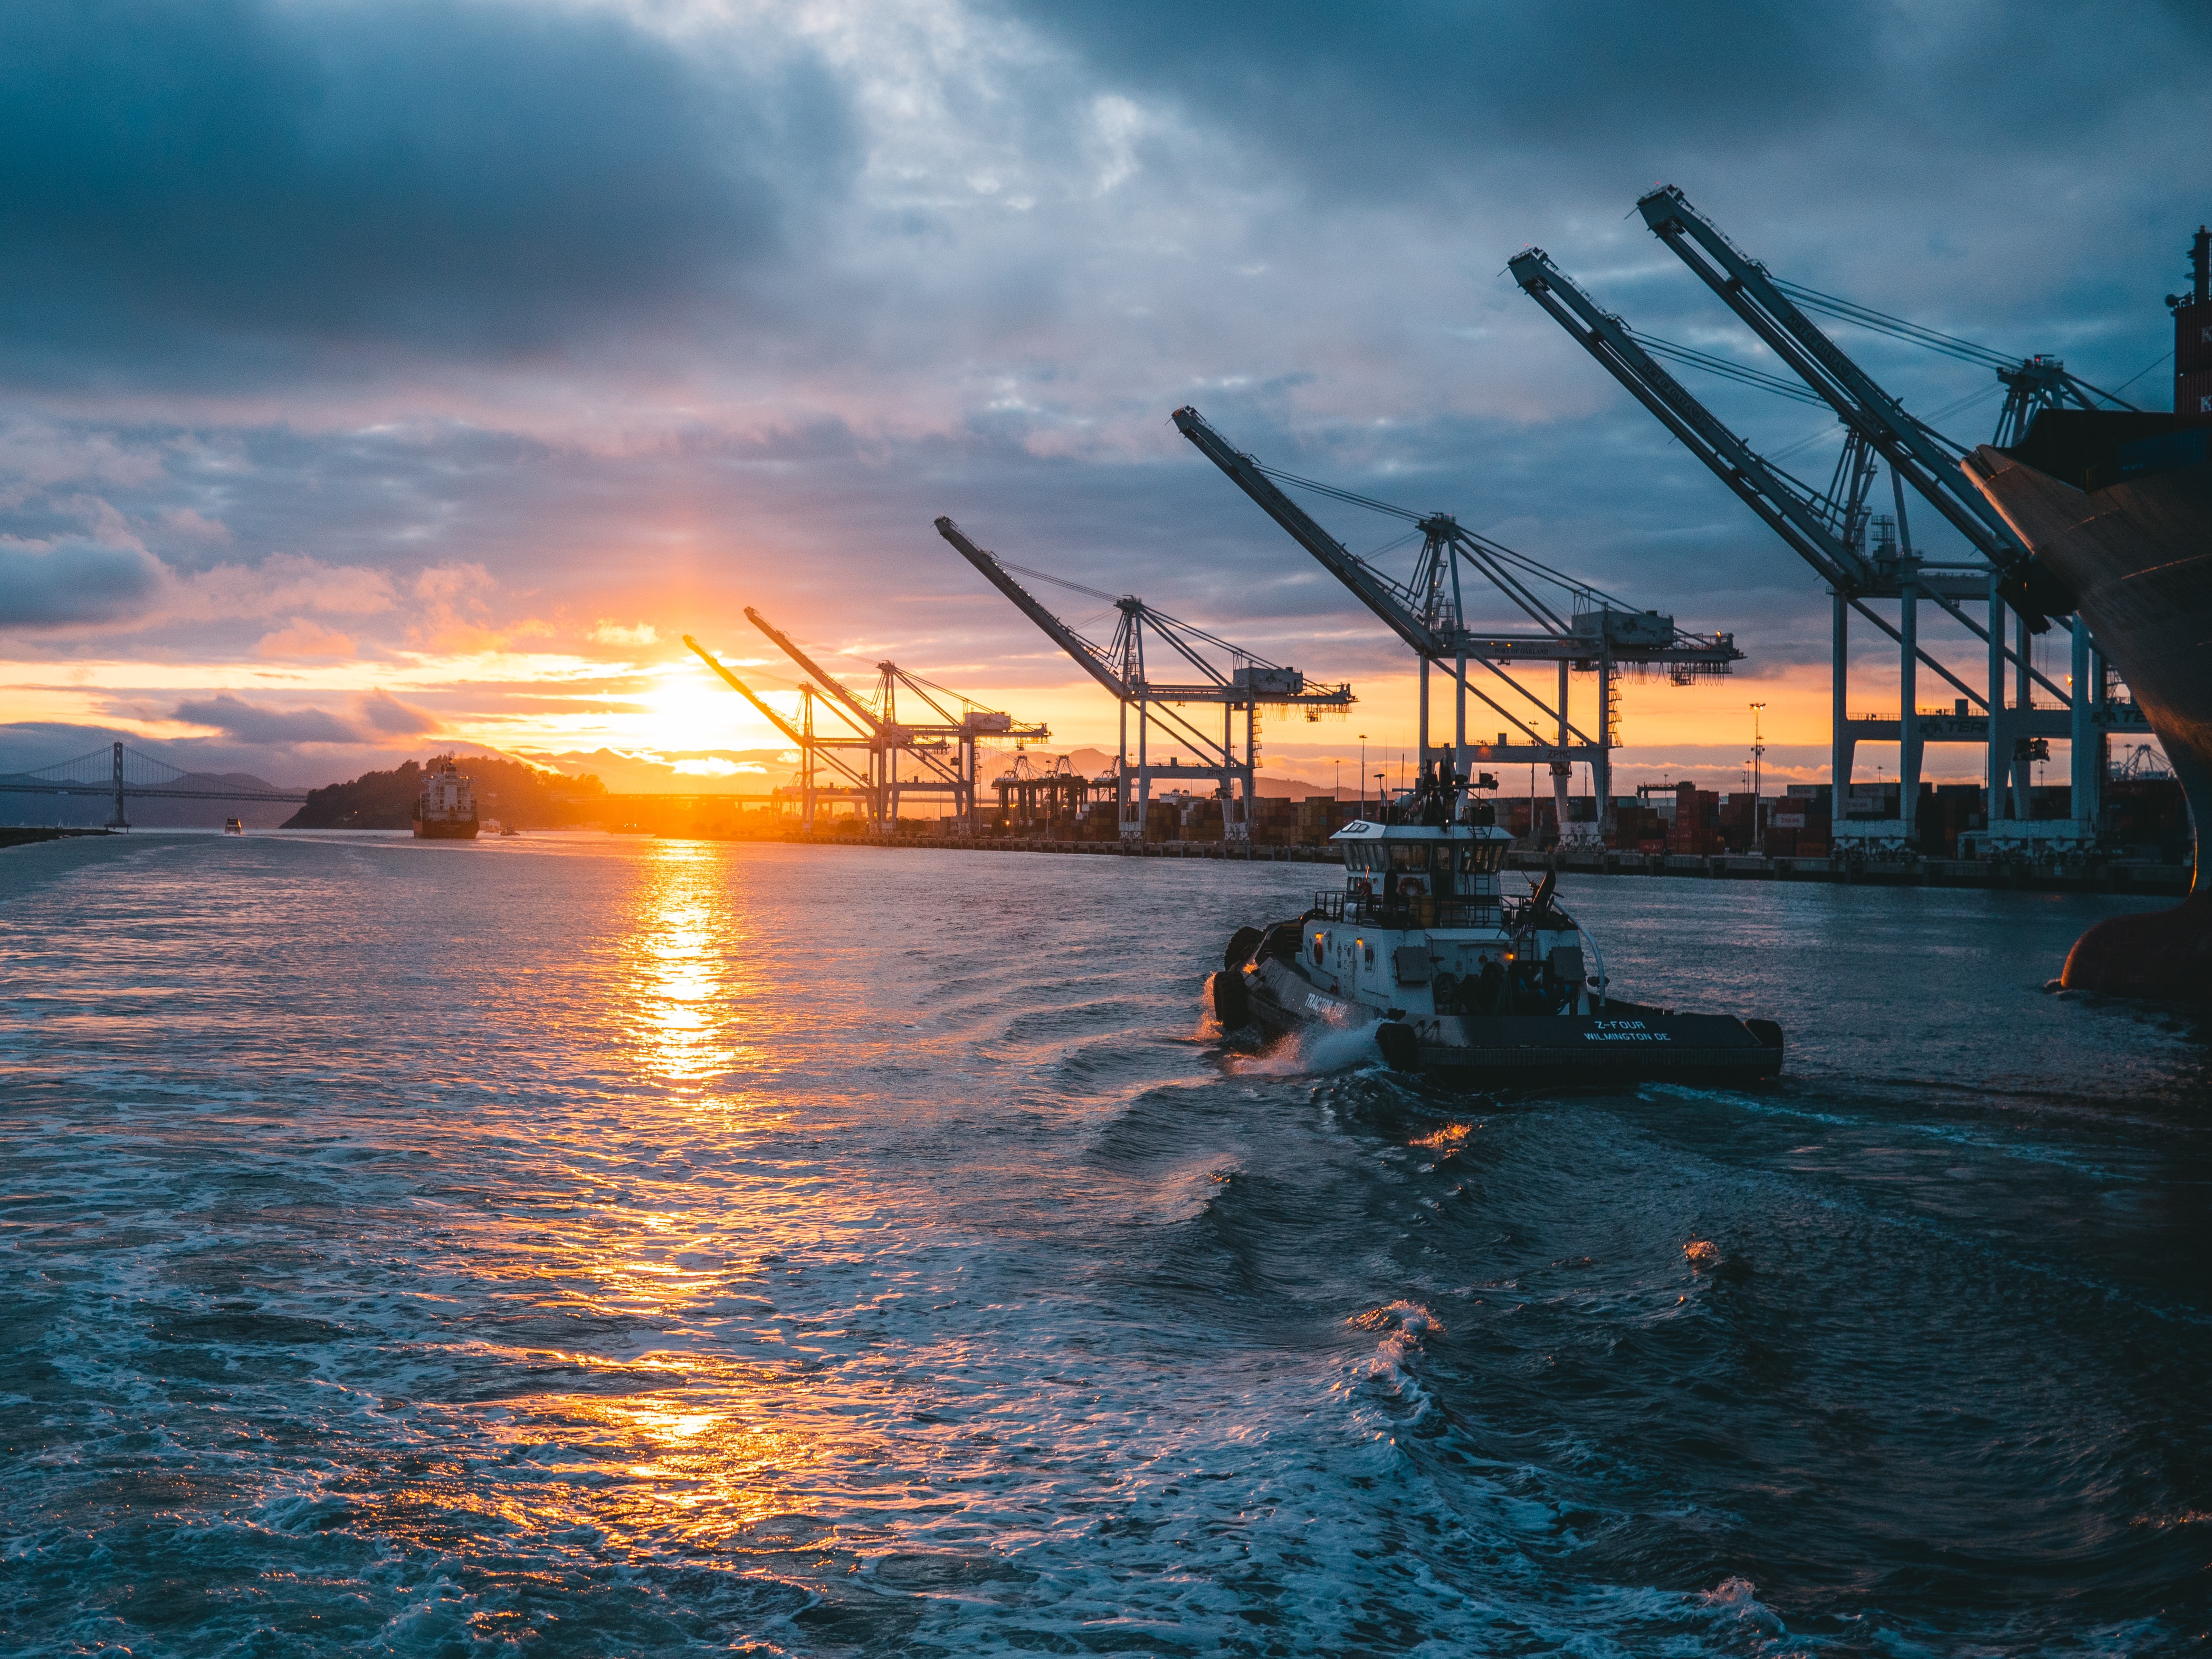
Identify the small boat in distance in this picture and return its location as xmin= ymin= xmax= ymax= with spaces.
xmin=413 ymin=757 xmax=481 ymax=841
xmin=1212 ymin=765 xmax=1783 ymax=1084
xmin=223 ymin=817 xmax=244 ymax=835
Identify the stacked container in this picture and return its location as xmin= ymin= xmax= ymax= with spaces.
xmin=2178 ymin=299 xmax=2212 ymax=416
xmin=1665 ymin=784 xmax=1721 ymax=855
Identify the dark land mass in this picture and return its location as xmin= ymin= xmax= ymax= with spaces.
xmin=283 ymin=756 xmax=607 ymax=830
xmin=0 ymin=827 xmax=110 ymax=848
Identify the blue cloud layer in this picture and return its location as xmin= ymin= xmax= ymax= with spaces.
xmin=0 ymin=0 xmax=852 ymax=380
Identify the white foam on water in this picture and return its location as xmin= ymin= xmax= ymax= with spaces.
xmin=1233 ymin=1017 xmax=1385 ymax=1078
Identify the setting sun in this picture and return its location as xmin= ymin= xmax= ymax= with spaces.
xmin=632 ymin=660 xmax=790 ymax=753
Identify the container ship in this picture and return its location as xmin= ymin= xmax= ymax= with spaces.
xmin=412 ymin=757 xmax=480 ymax=840
xmin=1958 ymin=228 xmax=2212 ymax=1003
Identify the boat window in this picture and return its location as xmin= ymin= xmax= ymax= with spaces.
xmin=1344 ymin=843 xmax=1380 ymax=871
xmin=1388 ymin=844 xmax=1431 ymax=872
xmin=1458 ymin=841 xmax=1505 ymax=874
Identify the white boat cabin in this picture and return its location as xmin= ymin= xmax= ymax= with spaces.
xmin=1305 ymin=819 xmax=1600 ymax=1019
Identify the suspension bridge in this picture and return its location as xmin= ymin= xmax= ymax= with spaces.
xmin=0 ymin=740 xmax=308 ymax=828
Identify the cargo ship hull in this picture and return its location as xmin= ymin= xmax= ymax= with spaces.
xmin=1963 ymin=433 xmax=2211 ymax=1002
xmin=412 ymin=817 xmax=480 ymax=840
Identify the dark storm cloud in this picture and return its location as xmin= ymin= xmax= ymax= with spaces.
xmin=1002 ymin=0 xmax=1850 ymax=203
xmin=1011 ymin=0 xmax=2212 ymax=200
xmin=0 ymin=0 xmax=852 ymax=382
xmin=0 ymin=536 xmax=165 ymax=627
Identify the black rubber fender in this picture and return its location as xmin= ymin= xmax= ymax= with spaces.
xmin=1260 ymin=920 xmax=1305 ymax=964
xmin=1223 ymin=926 xmax=1264 ymax=970
xmin=1375 ymin=1021 xmax=1422 ymax=1073
xmin=1212 ymin=969 xmax=1252 ymax=1030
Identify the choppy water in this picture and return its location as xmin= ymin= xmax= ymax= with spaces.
xmin=2 ymin=832 xmax=2208 ymax=1657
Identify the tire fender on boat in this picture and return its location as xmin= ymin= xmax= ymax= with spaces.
xmin=1746 ymin=1018 xmax=1784 ymax=1063
xmin=1223 ymin=926 xmax=1264 ymax=970
xmin=1212 ymin=969 xmax=1252 ymax=1031
xmin=1375 ymin=1021 xmax=1422 ymax=1074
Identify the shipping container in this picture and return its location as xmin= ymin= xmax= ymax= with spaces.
xmin=2177 ymin=300 xmax=2212 ymax=374
xmin=2177 ymin=367 xmax=2212 ymax=417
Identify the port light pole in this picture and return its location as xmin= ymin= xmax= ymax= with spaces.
xmin=1750 ymin=701 xmax=1766 ymax=837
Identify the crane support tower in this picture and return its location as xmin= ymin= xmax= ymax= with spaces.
xmin=936 ymin=516 xmax=1355 ymax=842
xmin=1171 ymin=405 xmax=1740 ymax=844
xmin=1512 ymin=196 xmax=2147 ymax=851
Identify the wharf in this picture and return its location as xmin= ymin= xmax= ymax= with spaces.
xmin=1500 ymin=847 xmax=2192 ymax=896
xmin=722 ymin=828 xmax=2195 ymax=896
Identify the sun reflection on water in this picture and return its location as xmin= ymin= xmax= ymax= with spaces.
xmin=626 ymin=840 xmax=750 ymax=1083
xmin=368 ymin=1367 xmax=847 ymax=1559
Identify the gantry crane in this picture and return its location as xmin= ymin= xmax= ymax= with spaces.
xmin=743 ymin=607 xmax=1046 ymax=833
xmin=1635 ymin=186 xmax=2152 ymax=833
xmin=936 ymin=516 xmax=1354 ymax=841
xmin=684 ymin=635 xmax=875 ymax=831
xmin=1513 ymin=202 xmax=2145 ymax=843
xmin=1171 ymin=405 xmax=1740 ymax=843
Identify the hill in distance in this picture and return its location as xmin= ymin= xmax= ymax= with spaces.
xmin=283 ymin=755 xmax=606 ymax=830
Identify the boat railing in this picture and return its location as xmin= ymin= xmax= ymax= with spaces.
xmin=1310 ymin=890 xmax=1501 ymax=930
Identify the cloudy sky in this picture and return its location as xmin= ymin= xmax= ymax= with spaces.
xmin=2 ymin=0 xmax=2206 ymax=793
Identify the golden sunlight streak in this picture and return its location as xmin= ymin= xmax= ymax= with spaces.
xmin=625 ymin=840 xmax=750 ymax=1084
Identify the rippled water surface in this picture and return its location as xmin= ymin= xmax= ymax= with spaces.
xmin=3 ymin=832 xmax=2209 ymax=1656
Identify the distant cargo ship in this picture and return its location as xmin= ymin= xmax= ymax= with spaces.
xmin=1958 ymin=234 xmax=2211 ymax=1002
xmin=413 ymin=757 xmax=480 ymax=840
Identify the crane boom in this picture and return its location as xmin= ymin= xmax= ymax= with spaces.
xmin=1170 ymin=405 xmax=1444 ymax=656
xmin=1634 ymin=186 xmax=2071 ymax=627
xmin=684 ymin=633 xmax=878 ymax=793
xmin=743 ymin=607 xmax=884 ymax=735
xmin=933 ymin=517 xmax=1131 ymax=698
xmin=683 ymin=635 xmax=808 ymax=745
xmin=1507 ymin=248 xmax=2105 ymax=711
xmin=1508 ymin=247 xmax=1873 ymax=595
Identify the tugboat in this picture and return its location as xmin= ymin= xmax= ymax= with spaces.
xmin=412 ymin=757 xmax=481 ymax=841
xmin=222 ymin=817 xmax=244 ymax=835
xmin=1211 ymin=766 xmax=1784 ymax=1083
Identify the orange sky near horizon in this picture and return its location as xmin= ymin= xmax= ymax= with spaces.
xmin=1 ymin=611 xmax=2087 ymax=793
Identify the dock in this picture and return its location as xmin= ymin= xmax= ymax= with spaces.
xmin=656 ymin=825 xmax=2192 ymax=897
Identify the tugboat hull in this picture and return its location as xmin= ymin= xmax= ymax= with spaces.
xmin=1228 ymin=959 xmax=1783 ymax=1085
